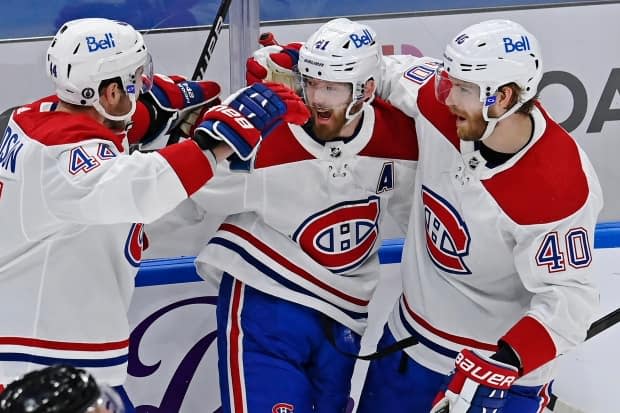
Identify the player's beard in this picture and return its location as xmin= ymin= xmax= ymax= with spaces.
xmin=452 ymin=107 xmax=487 ymax=141
xmin=309 ymin=105 xmax=349 ymax=141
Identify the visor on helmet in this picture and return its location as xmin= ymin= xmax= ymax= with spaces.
xmin=301 ymin=75 xmax=352 ymax=110
xmin=434 ymin=64 xmax=487 ymax=110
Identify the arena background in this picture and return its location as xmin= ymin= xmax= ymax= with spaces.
xmin=0 ymin=1 xmax=618 ymax=412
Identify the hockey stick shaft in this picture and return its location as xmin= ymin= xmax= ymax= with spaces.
xmin=547 ymin=306 xmax=620 ymax=411
xmin=585 ymin=306 xmax=620 ymax=339
xmin=191 ymin=0 xmax=233 ymax=81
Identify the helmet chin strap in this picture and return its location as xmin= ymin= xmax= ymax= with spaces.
xmin=344 ymin=93 xmax=374 ymax=126
xmin=92 ymin=95 xmax=137 ymax=124
xmin=479 ymin=100 xmax=523 ymax=141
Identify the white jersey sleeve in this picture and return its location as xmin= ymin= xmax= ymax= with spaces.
xmin=42 ymin=141 xmax=208 ymax=225
xmin=503 ymin=145 xmax=603 ymax=372
xmin=377 ymin=55 xmax=442 ymax=118
xmin=189 ymin=161 xmax=255 ymax=216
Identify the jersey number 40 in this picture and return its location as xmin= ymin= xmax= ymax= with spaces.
xmin=535 ymin=228 xmax=592 ymax=273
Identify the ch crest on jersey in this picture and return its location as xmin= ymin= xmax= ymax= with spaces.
xmin=272 ymin=403 xmax=294 ymax=413
xmin=124 ymin=223 xmax=147 ymax=267
xmin=421 ymin=186 xmax=471 ymax=274
xmin=292 ymin=197 xmax=381 ymax=273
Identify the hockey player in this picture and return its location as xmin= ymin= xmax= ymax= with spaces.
xmin=356 ymin=19 xmax=603 ymax=413
xmin=0 ymin=364 xmax=123 ymax=413
xmin=193 ymin=18 xmax=418 ymax=413
xmin=0 ymin=16 xmax=306 ymax=408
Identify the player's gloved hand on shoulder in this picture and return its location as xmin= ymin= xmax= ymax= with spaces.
xmin=129 ymin=74 xmax=221 ymax=149
xmin=246 ymin=33 xmax=302 ymax=92
xmin=430 ymin=349 xmax=520 ymax=413
xmin=193 ymin=82 xmax=309 ymax=161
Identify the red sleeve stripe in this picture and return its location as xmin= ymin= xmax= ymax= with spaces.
xmin=0 ymin=337 xmax=128 ymax=351
xmin=501 ymin=315 xmax=557 ymax=375
xmin=158 ymin=140 xmax=214 ymax=196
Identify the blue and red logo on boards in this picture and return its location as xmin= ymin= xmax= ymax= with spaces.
xmin=86 ymin=33 xmax=116 ymax=52
xmin=272 ymin=402 xmax=295 ymax=413
xmin=128 ymin=296 xmax=219 ymax=412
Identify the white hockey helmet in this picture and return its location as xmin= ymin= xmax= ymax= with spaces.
xmin=46 ymin=18 xmax=153 ymax=122
xmin=298 ymin=18 xmax=382 ymax=120
xmin=438 ymin=19 xmax=542 ymax=138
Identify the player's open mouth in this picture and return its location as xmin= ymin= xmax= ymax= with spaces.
xmin=316 ymin=109 xmax=332 ymax=121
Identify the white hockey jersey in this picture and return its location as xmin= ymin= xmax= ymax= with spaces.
xmin=378 ymin=56 xmax=603 ymax=385
xmin=0 ymin=99 xmax=215 ymax=386
xmin=195 ymin=98 xmax=418 ymax=334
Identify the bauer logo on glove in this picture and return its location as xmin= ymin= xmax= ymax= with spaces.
xmin=430 ymin=349 xmax=520 ymax=413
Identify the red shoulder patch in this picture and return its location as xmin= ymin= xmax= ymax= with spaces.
xmin=253 ymin=123 xmax=314 ymax=168
xmin=483 ymin=109 xmax=589 ymax=225
xmin=14 ymin=103 xmax=124 ymax=151
xmin=358 ymin=97 xmax=418 ymax=160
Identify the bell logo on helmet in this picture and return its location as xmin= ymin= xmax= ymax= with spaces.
xmin=349 ymin=29 xmax=374 ymax=48
xmin=503 ymin=35 xmax=531 ymax=53
xmin=86 ymin=32 xmax=116 ymax=52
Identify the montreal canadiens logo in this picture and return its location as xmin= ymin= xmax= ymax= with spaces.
xmin=421 ymin=186 xmax=471 ymax=274
xmin=272 ymin=403 xmax=294 ymax=413
xmin=124 ymin=223 xmax=147 ymax=267
xmin=292 ymin=197 xmax=381 ymax=273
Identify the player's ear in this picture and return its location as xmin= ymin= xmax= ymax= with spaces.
xmin=497 ymin=85 xmax=517 ymax=110
xmin=363 ymin=79 xmax=377 ymax=101
xmin=99 ymin=81 xmax=123 ymax=106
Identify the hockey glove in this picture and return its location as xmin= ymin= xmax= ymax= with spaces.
xmin=246 ymin=34 xmax=302 ymax=92
xmin=193 ymin=82 xmax=309 ymax=160
xmin=430 ymin=349 xmax=519 ymax=413
xmin=130 ymin=74 xmax=221 ymax=149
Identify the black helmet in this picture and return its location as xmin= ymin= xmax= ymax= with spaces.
xmin=0 ymin=365 xmax=100 ymax=413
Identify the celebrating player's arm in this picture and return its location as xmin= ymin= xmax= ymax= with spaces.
xmin=39 ymin=79 xmax=306 ymax=226
xmin=19 ymin=18 xmax=305 ymax=228
xmin=245 ymin=32 xmax=302 ymax=92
